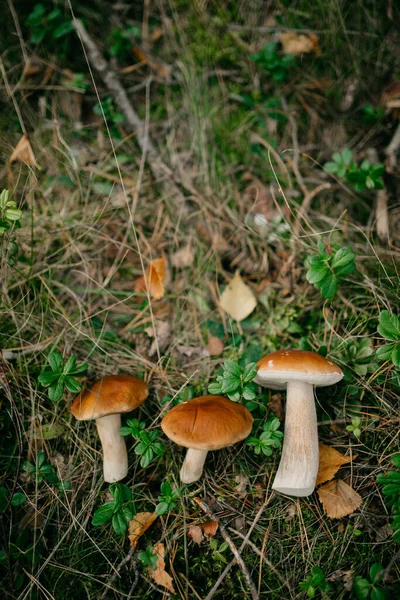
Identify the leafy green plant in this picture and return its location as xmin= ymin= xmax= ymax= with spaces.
xmin=0 ymin=488 xmax=26 ymax=512
xmin=305 ymin=240 xmax=356 ymax=299
xmin=93 ymin=97 xmax=125 ymax=125
xmin=346 ymin=416 xmax=362 ymax=438
xmin=250 ymin=41 xmax=297 ymax=81
xmin=208 ymin=360 xmax=258 ymax=403
xmin=375 ymin=310 xmax=400 ymax=368
xmin=22 ymin=452 xmax=58 ymax=484
xmin=120 ymin=420 xmax=165 ymax=468
xmin=160 ymin=386 xmax=194 ymax=408
xmin=376 ymin=453 xmax=400 ymax=543
xmin=324 ymin=149 xmax=384 ymax=191
xmin=340 ymin=338 xmax=376 ymax=376
xmin=209 ymin=539 xmax=229 ymax=566
xmin=108 ymin=26 xmax=141 ymax=60
xmin=299 ymin=566 xmax=332 ymax=598
xmin=92 ymin=483 xmax=134 ymax=536
xmin=246 ymin=416 xmax=283 ymax=456
xmin=155 ymin=481 xmax=185 ymax=516
xmin=26 ymin=3 xmax=74 ymax=44
xmin=0 ymin=190 xmax=22 ymax=236
xmin=38 ymin=351 xmax=88 ymax=402
xmin=353 ymin=563 xmax=389 ymax=600
xmin=138 ymin=545 xmax=158 ymax=570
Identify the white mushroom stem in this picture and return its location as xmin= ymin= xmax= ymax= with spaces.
xmin=180 ymin=449 xmax=208 ymax=484
xmin=272 ymin=381 xmax=319 ymax=497
xmin=95 ymin=414 xmax=128 ymax=483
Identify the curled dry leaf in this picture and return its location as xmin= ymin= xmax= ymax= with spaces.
xmin=317 ymin=480 xmax=362 ymax=519
xmin=171 ymin=244 xmax=194 ymax=268
xmin=188 ymin=525 xmax=203 ymax=545
xmin=219 ymin=272 xmax=257 ymax=322
xmin=128 ymin=512 xmax=157 ymax=549
xmin=279 ymin=32 xmax=320 ymax=55
xmin=316 ymin=444 xmax=355 ymax=486
xmin=9 ymin=134 xmax=37 ymax=167
xmin=149 ymin=542 xmax=175 ymax=593
xmin=188 ymin=520 xmax=219 ymax=545
xmin=134 ymin=257 xmax=166 ymax=300
xmin=144 ymin=320 xmax=171 ymax=357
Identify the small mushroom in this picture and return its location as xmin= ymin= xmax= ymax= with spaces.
xmin=254 ymin=350 xmax=343 ymax=497
xmin=161 ymin=395 xmax=253 ymax=484
xmin=71 ymin=374 xmax=148 ymax=483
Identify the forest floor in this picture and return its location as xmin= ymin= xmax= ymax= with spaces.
xmin=1 ymin=1 xmax=400 ymax=599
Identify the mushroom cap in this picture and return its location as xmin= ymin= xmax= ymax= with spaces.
xmin=254 ymin=350 xmax=343 ymax=389
xmin=161 ymin=395 xmax=254 ymax=451
xmin=71 ymin=375 xmax=149 ymax=420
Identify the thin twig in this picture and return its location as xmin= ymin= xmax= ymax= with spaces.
xmin=227 ymin=24 xmax=378 ymax=37
xmin=99 ymin=547 xmax=138 ymax=600
xmin=193 ymin=497 xmax=259 ymax=600
xmin=71 ymin=19 xmax=187 ymax=208
xmin=375 ymin=189 xmax=389 ymax=244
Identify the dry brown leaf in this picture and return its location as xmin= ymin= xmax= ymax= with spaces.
xmin=149 ymin=543 xmax=175 ymax=593
xmin=171 ymin=244 xmax=194 ymax=268
xmin=317 ymin=444 xmax=355 ymax=486
xmin=201 ymin=520 xmax=218 ymax=539
xmin=9 ymin=134 xmax=37 ymax=166
xmin=219 ymin=272 xmax=257 ymax=321
xmin=133 ymin=46 xmax=172 ymax=79
xmin=207 ymin=335 xmax=224 ymax=356
xmin=317 ymin=480 xmax=362 ymax=519
xmin=280 ymin=32 xmax=320 ymax=55
xmin=134 ymin=257 xmax=165 ymax=300
xmin=144 ymin=320 xmax=171 ymax=356
xmin=128 ymin=512 xmax=157 ymax=549
xmin=188 ymin=525 xmax=203 ymax=545
xmin=234 ymin=473 xmax=250 ymax=497
xmin=188 ymin=520 xmax=218 ymax=544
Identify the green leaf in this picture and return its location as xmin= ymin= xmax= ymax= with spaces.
xmin=64 ymin=377 xmax=82 ymax=393
xmin=307 ymin=586 xmax=316 ymax=599
xmin=160 ymin=481 xmax=171 ymax=496
xmin=242 ymin=386 xmax=257 ymax=400
xmin=391 ymin=345 xmax=400 ymax=368
xmin=378 ymin=311 xmax=400 ymax=341
xmin=242 ymin=363 xmax=258 ymax=383
xmin=10 ymin=493 xmax=26 ymax=507
xmin=92 ymin=502 xmax=115 ymax=526
xmin=38 ymin=370 xmax=61 ymax=386
xmin=208 ymin=382 xmax=222 ymax=394
xmin=320 ymin=275 xmax=338 ymax=299
xmin=155 ymin=502 xmax=169 ymax=516
xmin=52 ymin=20 xmax=74 ymax=39
xmin=47 ymin=351 xmax=64 ymax=372
xmin=306 ymin=265 xmax=329 ymax=285
xmin=391 ymin=454 xmax=400 ymax=468
xmin=112 ymin=510 xmax=129 ymax=535
xmin=332 ymin=247 xmax=355 ymax=269
xmin=223 ymin=360 xmax=241 ymax=377
xmin=63 ymin=355 xmax=77 ymax=374
xmin=220 ymin=377 xmax=240 ymax=394
xmin=353 ymin=577 xmax=371 ymax=600
xmin=376 ymin=343 xmax=395 ymax=361
xmin=48 ymin=381 xmax=65 ymax=402
xmin=119 ymin=426 xmax=133 ymax=436
xmin=369 ymin=563 xmax=384 ymax=584
xmin=5 ymin=208 xmax=22 ymax=221
xmin=371 ymin=588 xmax=389 ymax=600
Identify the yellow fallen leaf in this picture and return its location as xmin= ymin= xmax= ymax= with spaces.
xmin=219 ymin=272 xmax=257 ymax=321
xmin=149 ymin=542 xmax=175 ymax=593
xmin=317 ymin=480 xmax=362 ymax=519
xmin=128 ymin=512 xmax=157 ymax=549
xmin=279 ymin=32 xmax=320 ymax=55
xmin=134 ymin=257 xmax=165 ymax=300
xmin=316 ymin=444 xmax=355 ymax=486
xmin=9 ymin=134 xmax=37 ymax=167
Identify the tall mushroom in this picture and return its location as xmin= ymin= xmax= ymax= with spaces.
xmin=71 ymin=374 xmax=148 ymax=483
xmin=254 ymin=350 xmax=343 ymax=497
xmin=161 ymin=395 xmax=253 ymax=484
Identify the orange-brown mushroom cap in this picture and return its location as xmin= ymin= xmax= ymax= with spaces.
xmin=255 ymin=350 xmax=343 ymax=388
xmin=71 ymin=375 xmax=149 ymax=420
xmin=161 ymin=395 xmax=253 ymax=451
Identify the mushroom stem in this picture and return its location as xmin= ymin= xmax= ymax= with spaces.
xmin=180 ymin=449 xmax=208 ymax=483
xmin=95 ymin=414 xmax=128 ymax=483
xmin=272 ymin=381 xmax=319 ymax=497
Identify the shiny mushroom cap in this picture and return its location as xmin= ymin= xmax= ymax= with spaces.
xmin=71 ymin=374 xmax=149 ymax=420
xmin=254 ymin=350 xmax=343 ymax=389
xmin=161 ymin=395 xmax=253 ymax=451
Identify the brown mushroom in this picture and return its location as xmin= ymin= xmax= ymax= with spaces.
xmin=72 ymin=375 xmax=148 ymax=483
xmin=161 ymin=395 xmax=253 ymax=483
xmin=254 ymin=350 xmax=343 ymax=496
